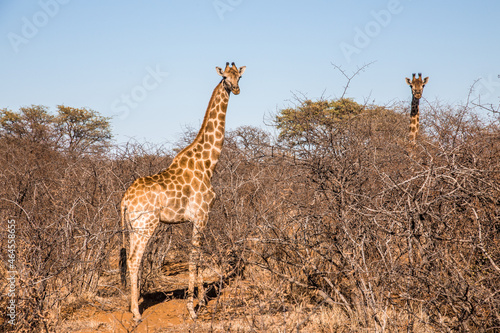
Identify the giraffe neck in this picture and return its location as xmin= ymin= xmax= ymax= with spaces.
xmin=409 ymin=95 xmax=420 ymax=142
xmin=173 ymin=81 xmax=230 ymax=174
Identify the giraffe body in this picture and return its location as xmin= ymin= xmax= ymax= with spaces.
xmin=405 ymin=73 xmax=429 ymax=143
xmin=120 ymin=62 xmax=245 ymax=320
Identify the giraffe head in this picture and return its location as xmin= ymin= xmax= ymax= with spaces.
xmin=216 ymin=62 xmax=246 ymax=95
xmin=405 ymin=73 xmax=429 ymax=99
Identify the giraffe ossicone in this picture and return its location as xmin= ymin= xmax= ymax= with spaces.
xmin=120 ymin=62 xmax=246 ymax=320
xmin=405 ymin=72 xmax=429 ymax=143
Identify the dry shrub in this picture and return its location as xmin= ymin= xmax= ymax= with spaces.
xmin=223 ymin=101 xmax=500 ymax=332
xmin=1 ymin=100 xmax=499 ymax=332
xmin=0 ymin=133 xmax=173 ymax=331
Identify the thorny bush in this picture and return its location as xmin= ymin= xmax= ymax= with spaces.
xmin=0 ymin=101 xmax=499 ymax=332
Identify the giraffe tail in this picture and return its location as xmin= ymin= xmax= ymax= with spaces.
xmin=119 ymin=203 xmax=127 ymax=287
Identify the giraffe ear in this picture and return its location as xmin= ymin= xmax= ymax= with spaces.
xmin=238 ymin=66 xmax=246 ymax=75
xmin=423 ymin=77 xmax=429 ymax=85
xmin=216 ymin=67 xmax=224 ymax=76
xmin=405 ymin=77 xmax=412 ymax=85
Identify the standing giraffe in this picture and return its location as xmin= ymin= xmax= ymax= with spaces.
xmin=120 ymin=62 xmax=246 ymax=320
xmin=405 ymin=73 xmax=429 ymax=143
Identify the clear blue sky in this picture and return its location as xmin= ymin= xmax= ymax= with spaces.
xmin=1 ymin=0 xmax=499 ymax=144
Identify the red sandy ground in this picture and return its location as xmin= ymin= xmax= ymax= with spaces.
xmin=69 ymin=295 xmax=230 ymax=333
xmin=73 ymin=298 xmax=195 ymax=332
xmin=66 ymin=269 xmax=234 ymax=333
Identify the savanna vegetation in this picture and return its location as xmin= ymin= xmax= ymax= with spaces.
xmin=1 ymin=89 xmax=499 ymax=332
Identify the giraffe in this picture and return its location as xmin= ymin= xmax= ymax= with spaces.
xmin=120 ymin=62 xmax=246 ymax=320
xmin=405 ymin=73 xmax=429 ymax=143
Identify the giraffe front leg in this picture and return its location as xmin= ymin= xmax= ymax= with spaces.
xmin=197 ymin=253 xmax=206 ymax=308
xmin=187 ymin=222 xmax=205 ymax=319
xmin=187 ymin=247 xmax=198 ymax=319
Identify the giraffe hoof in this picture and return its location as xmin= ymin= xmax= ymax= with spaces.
xmin=189 ymin=310 xmax=197 ymax=320
xmin=187 ymin=304 xmax=197 ymax=319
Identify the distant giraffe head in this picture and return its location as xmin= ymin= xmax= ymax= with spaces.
xmin=216 ymin=62 xmax=246 ymax=95
xmin=405 ymin=73 xmax=429 ymax=143
xmin=405 ymin=73 xmax=429 ymax=99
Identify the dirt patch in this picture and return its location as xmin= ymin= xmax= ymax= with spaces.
xmin=65 ymin=296 xmax=226 ymax=332
xmin=63 ymin=262 xmax=225 ymax=332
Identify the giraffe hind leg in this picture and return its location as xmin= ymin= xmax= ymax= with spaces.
xmin=127 ymin=212 xmax=157 ymax=321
